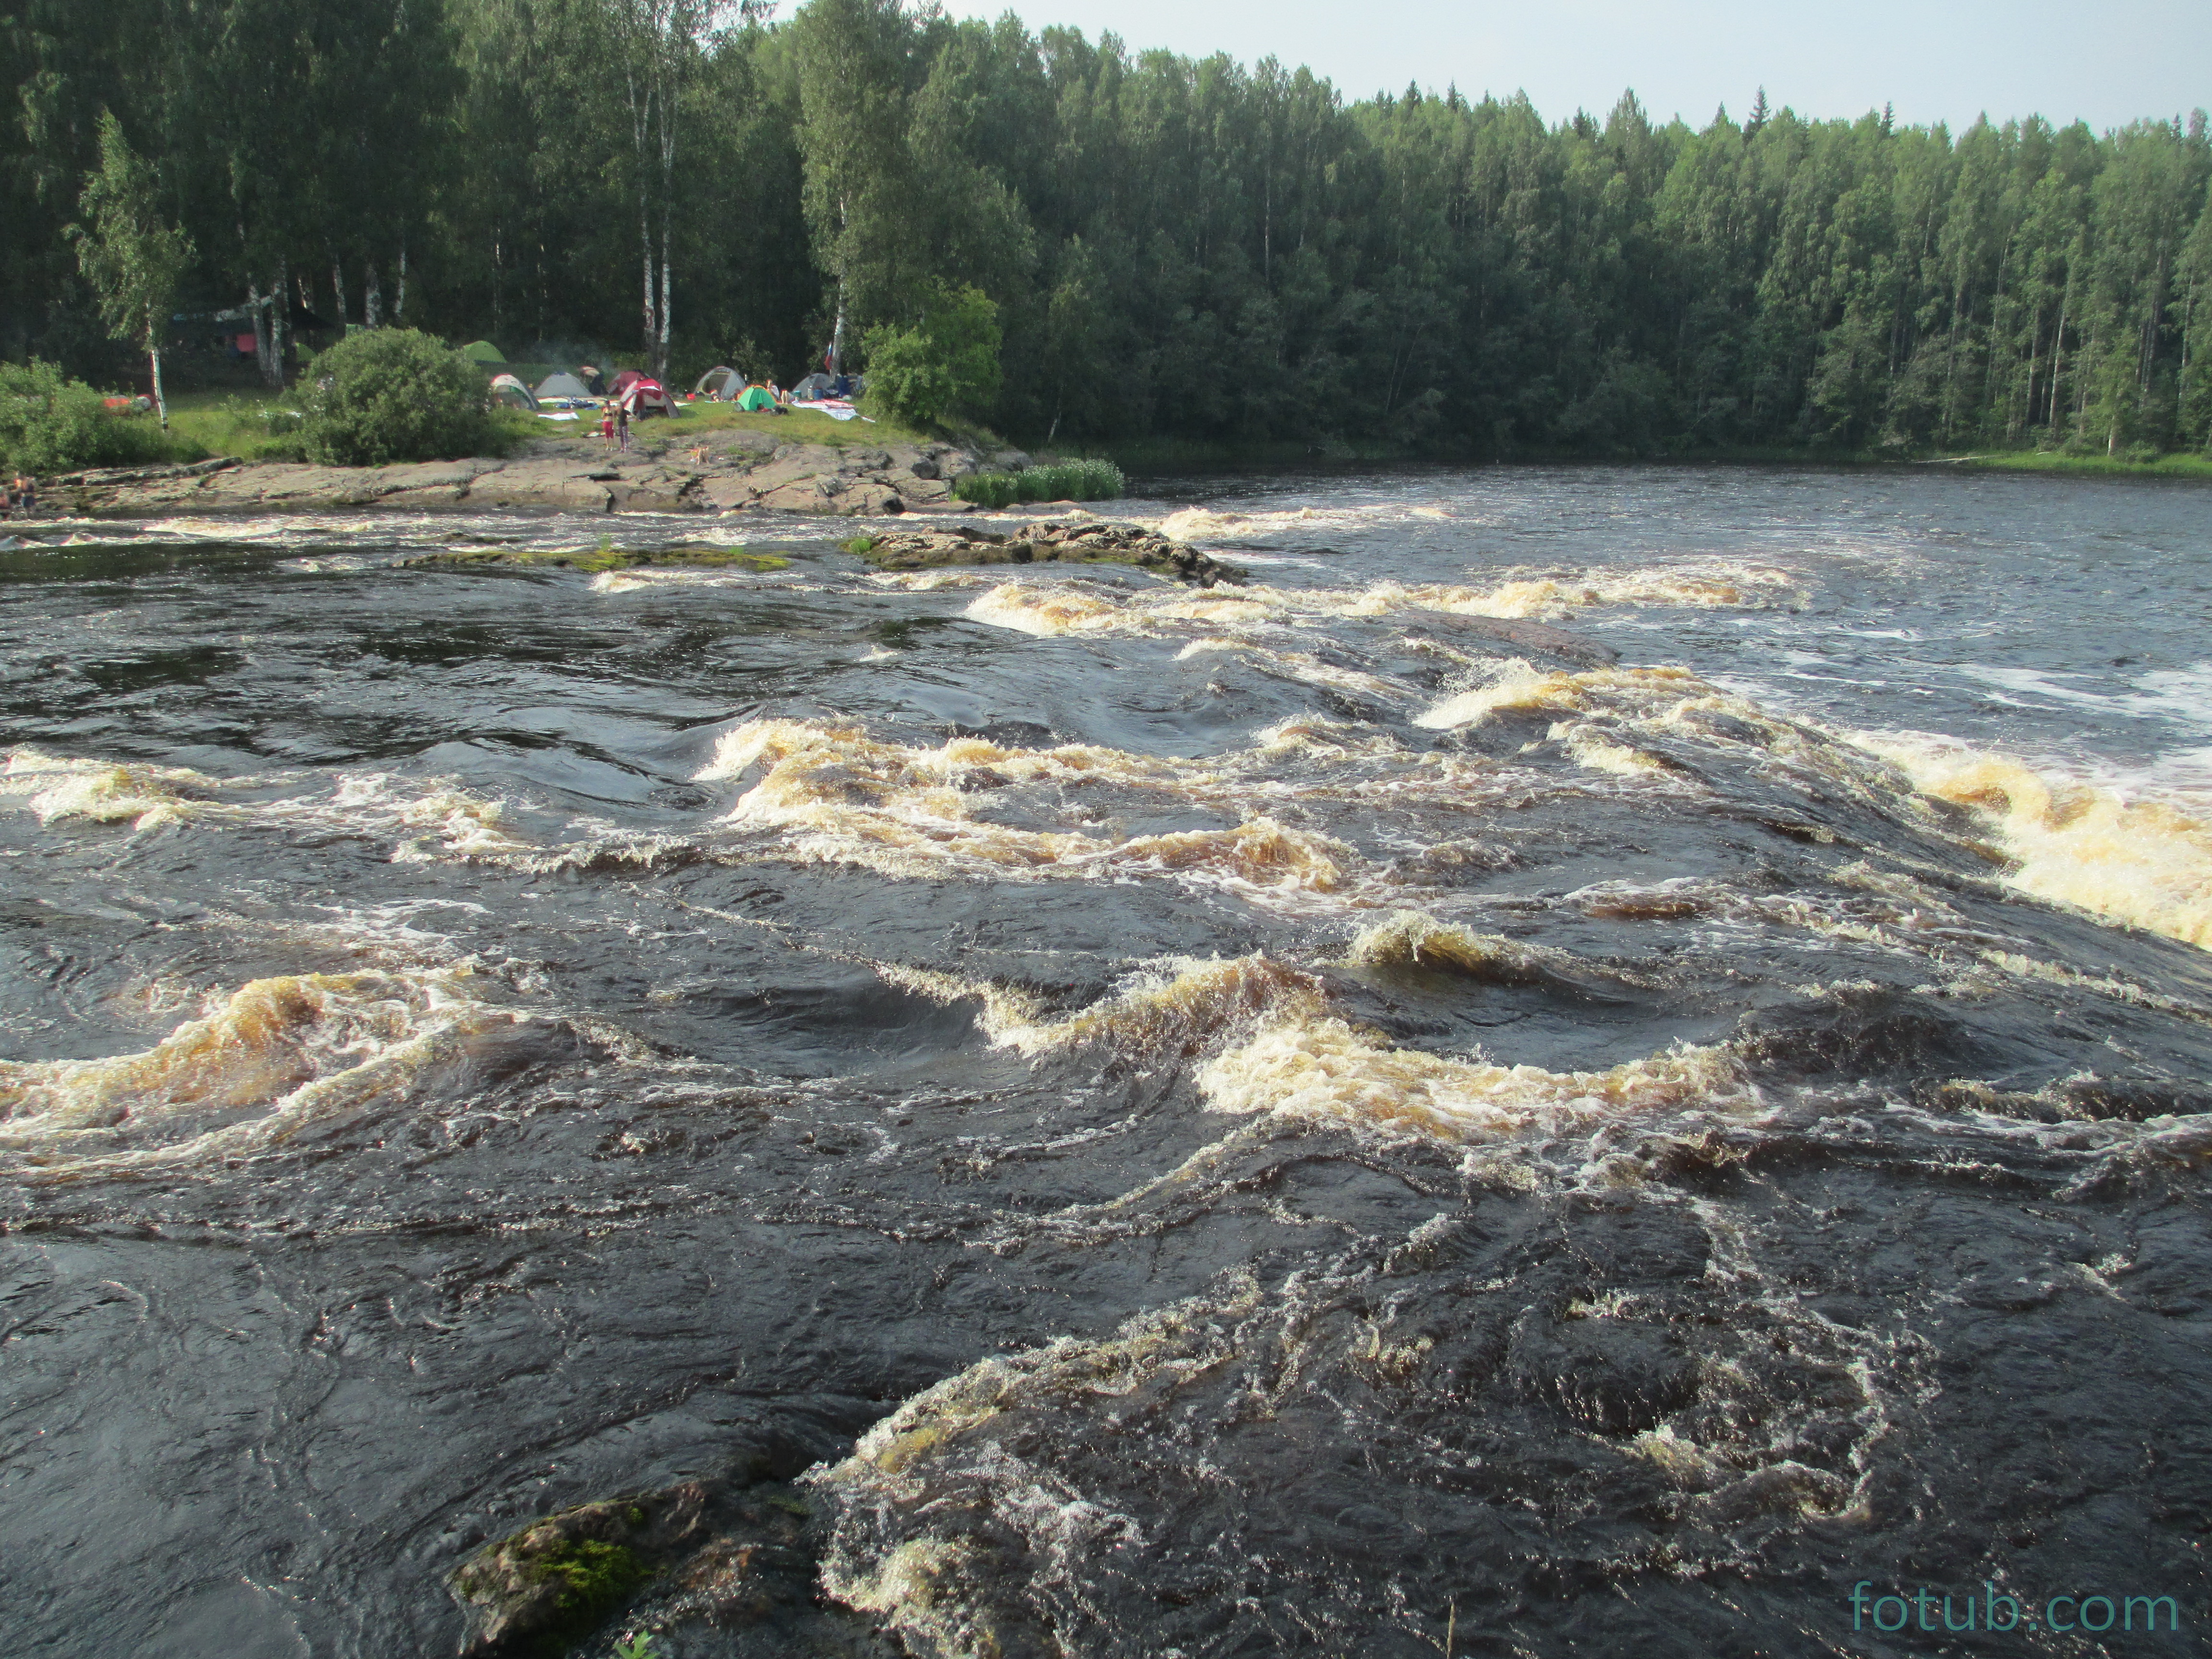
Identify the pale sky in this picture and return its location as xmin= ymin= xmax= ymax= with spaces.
xmin=934 ymin=0 xmax=2210 ymax=134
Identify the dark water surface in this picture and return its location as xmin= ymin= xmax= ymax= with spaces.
xmin=4 ymin=465 xmax=2211 ymax=1657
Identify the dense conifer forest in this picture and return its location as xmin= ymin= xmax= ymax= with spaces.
xmin=5 ymin=0 xmax=2209 ymax=455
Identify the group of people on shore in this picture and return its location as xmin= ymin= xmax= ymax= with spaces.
xmin=4 ymin=471 xmax=36 ymax=517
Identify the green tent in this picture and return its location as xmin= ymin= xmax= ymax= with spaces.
xmin=736 ymin=385 xmax=776 ymax=412
xmin=461 ymin=340 xmax=505 ymax=363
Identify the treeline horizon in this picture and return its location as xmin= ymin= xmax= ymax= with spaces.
xmin=5 ymin=0 xmax=2210 ymax=457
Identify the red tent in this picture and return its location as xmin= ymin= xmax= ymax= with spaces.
xmin=608 ymin=369 xmax=646 ymax=397
xmin=618 ymin=377 xmax=676 ymax=418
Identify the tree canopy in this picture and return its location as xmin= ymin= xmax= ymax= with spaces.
xmin=4 ymin=0 xmax=2209 ymax=455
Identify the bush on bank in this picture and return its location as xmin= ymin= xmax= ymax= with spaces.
xmin=298 ymin=329 xmax=497 ymax=465
xmin=861 ymin=284 xmax=1003 ymax=429
xmin=0 ymin=359 xmax=180 ymax=473
xmin=952 ymin=456 xmax=1124 ymax=507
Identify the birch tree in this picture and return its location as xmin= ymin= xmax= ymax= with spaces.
xmin=613 ymin=0 xmax=758 ymax=379
xmin=70 ymin=110 xmax=193 ymax=427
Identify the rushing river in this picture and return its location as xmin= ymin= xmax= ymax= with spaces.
xmin=4 ymin=465 xmax=2210 ymax=1658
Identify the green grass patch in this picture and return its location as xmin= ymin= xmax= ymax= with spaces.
xmin=841 ymin=535 xmax=878 ymax=554
xmin=952 ymin=456 xmax=1124 ymax=507
xmin=1929 ymin=448 xmax=2212 ymax=479
xmin=159 ymin=389 xmax=308 ymax=461
xmin=644 ymin=398 xmax=930 ymax=448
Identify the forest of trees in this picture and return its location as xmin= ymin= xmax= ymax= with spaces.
xmin=5 ymin=0 xmax=2210 ymax=456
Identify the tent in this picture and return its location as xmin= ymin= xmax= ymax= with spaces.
xmin=488 ymin=373 xmax=538 ymax=409
xmin=576 ymin=364 xmax=606 ymax=394
xmin=735 ymin=385 xmax=780 ymax=413
xmin=461 ymin=340 xmax=505 ymax=364
xmin=791 ymin=372 xmax=835 ymax=402
xmin=693 ymin=365 xmax=741 ymax=399
xmin=618 ymin=377 xmax=677 ymax=417
xmin=609 ymin=368 xmax=646 ymax=397
xmin=534 ymin=372 xmax=594 ymax=405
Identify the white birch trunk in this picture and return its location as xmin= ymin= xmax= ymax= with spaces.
xmin=249 ymin=281 xmax=277 ymax=386
xmin=272 ymin=255 xmax=290 ymax=387
xmin=365 ymin=260 xmax=382 ymax=328
xmin=395 ymin=243 xmax=407 ymax=323
xmin=658 ymin=251 xmax=672 ymax=380
xmin=148 ymin=302 xmax=168 ymax=429
xmin=332 ymin=258 xmax=349 ymax=334
xmin=656 ymin=40 xmax=678 ymax=383
xmin=630 ymin=66 xmax=657 ymax=361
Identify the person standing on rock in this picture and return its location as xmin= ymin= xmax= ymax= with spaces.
xmin=598 ymin=402 xmax=615 ymax=452
xmin=616 ymin=400 xmax=630 ymax=451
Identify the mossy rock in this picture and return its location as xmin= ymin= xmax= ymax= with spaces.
xmin=448 ymin=1479 xmax=844 ymax=1658
xmin=854 ymin=521 xmax=1240 ymax=586
xmin=449 ymin=1488 xmax=699 ymax=1657
xmin=407 ymin=542 xmax=791 ymax=575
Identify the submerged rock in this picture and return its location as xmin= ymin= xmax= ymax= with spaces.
xmin=447 ymin=1478 xmax=893 ymax=1658
xmin=449 ymin=1487 xmax=697 ymax=1656
xmin=1407 ymin=613 xmax=1618 ymax=665
xmin=852 ymin=520 xmax=1241 ymax=585
xmin=401 ymin=543 xmax=790 ymax=575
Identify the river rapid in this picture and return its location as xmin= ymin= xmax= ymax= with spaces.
xmin=3 ymin=464 xmax=2210 ymax=1658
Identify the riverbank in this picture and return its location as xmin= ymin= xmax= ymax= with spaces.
xmin=1082 ymin=433 xmax=2212 ymax=480
xmin=1914 ymin=448 xmax=2212 ymax=479
xmin=38 ymin=426 xmax=1022 ymax=517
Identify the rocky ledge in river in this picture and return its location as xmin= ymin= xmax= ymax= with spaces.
xmin=854 ymin=520 xmax=1242 ymax=585
xmin=44 ymin=430 xmax=1016 ymax=518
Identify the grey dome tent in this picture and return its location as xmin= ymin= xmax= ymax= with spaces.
xmin=534 ymin=372 xmax=593 ymax=405
xmin=488 ymin=373 xmax=537 ymax=409
xmin=693 ymin=365 xmax=741 ymax=399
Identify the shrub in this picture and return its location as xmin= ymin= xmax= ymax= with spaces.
xmin=298 ymin=329 xmax=497 ymax=465
xmin=0 ymin=358 xmax=178 ymax=473
xmin=952 ymin=456 xmax=1123 ymax=508
xmin=861 ymin=283 xmax=1002 ymax=428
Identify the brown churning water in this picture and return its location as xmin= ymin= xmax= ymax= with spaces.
xmin=2 ymin=465 xmax=2209 ymax=1656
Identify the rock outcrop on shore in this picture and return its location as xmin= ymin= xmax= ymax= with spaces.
xmin=854 ymin=520 xmax=1241 ymax=585
xmin=45 ymin=431 xmax=1017 ymax=518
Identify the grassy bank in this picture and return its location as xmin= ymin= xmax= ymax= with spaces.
xmin=1072 ymin=431 xmax=2212 ymax=480
xmin=42 ymin=388 xmax=2212 ymax=484
xmin=1086 ymin=435 xmax=1417 ymax=474
xmin=86 ymin=387 xmax=938 ymax=466
xmin=1918 ymin=449 xmax=2212 ymax=479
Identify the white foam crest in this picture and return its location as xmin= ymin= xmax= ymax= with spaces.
xmin=866 ymin=569 xmax=994 ymax=590
xmin=1855 ymin=732 xmax=2212 ymax=950
xmin=1198 ymin=1013 xmax=1759 ymax=1149
xmin=0 ymin=969 xmax=517 ymax=1173
xmin=1173 ymin=637 xmax=1408 ymax=701
xmin=694 ymin=719 xmax=1354 ymax=898
xmin=1 ymin=746 xmax=274 ymax=830
xmin=876 ymin=954 xmax=1322 ymax=1058
xmin=965 ymin=561 xmax=1797 ymax=644
xmin=1414 ymin=661 xmax=1707 ymax=731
